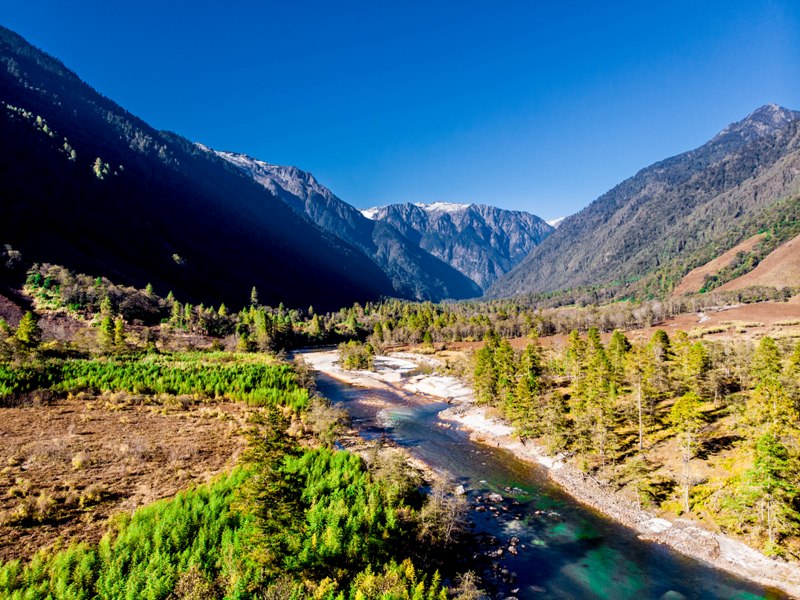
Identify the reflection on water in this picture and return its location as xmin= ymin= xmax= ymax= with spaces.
xmin=312 ymin=366 xmax=786 ymax=600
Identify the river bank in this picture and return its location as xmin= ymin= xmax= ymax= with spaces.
xmin=301 ymin=349 xmax=800 ymax=598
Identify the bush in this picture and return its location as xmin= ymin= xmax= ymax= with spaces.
xmin=338 ymin=341 xmax=375 ymax=371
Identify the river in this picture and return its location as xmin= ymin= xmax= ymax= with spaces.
xmin=302 ymin=350 xmax=787 ymax=599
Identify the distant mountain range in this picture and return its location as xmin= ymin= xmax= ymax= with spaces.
xmin=0 ymin=25 xmax=400 ymax=311
xmin=2 ymin=25 xmax=796 ymax=310
xmin=0 ymin=25 xmax=550 ymax=308
xmin=210 ymin=151 xmax=553 ymax=296
xmin=488 ymin=104 xmax=800 ymax=299
xmin=362 ymin=202 xmax=553 ymax=290
xmin=209 ymin=151 xmax=482 ymax=301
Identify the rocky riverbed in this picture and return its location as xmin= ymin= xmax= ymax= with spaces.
xmin=301 ymin=349 xmax=800 ymax=598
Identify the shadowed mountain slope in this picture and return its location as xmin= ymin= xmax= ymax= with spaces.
xmin=0 ymin=25 xmax=394 ymax=311
xmin=212 ymin=151 xmax=482 ymax=301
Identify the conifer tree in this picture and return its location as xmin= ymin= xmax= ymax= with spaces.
xmin=512 ymin=343 xmax=543 ymax=427
xmin=170 ymin=301 xmax=183 ymax=329
xmin=751 ymin=337 xmax=782 ymax=388
xmin=739 ymin=432 xmax=800 ymax=554
xmin=98 ymin=314 xmax=114 ymax=350
xmin=99 ymin=295 xmax=113 ymax=317
xmin=669 ymin=391 xmax=704 ymax=514
xmin=307 ymin=314 xmax=322 ymax=339
xmin=113 ymin=317 xmax=125 ymax=348
xmin=647 ymin=329 xmax=672 ymax=396
xmin=607 ymin=329 xmax=631 ymax=386
xmin=473 ymin=340 xmax=497 ymax=405
xmin=494 ymin=338 xmax=517 ymax=411
xmin=15 ymin=311 xmax=41 ymax=350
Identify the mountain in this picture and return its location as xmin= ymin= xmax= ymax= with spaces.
xmin=488 ymin=104 xmax=800 ymax=299
xmin=0 ymin=25 xmax=395 ymax=311
xmin=362 ymin=202 xmax=554 ymax=290
xmin=211 ymin=151 xmax=482 ymax=301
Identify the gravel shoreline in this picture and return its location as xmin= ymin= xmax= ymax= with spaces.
xmin=440 ymin=404 xmax=800 ymax=598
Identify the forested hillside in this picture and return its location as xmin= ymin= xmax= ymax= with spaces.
xmin=469 ymin=328 xmax=800 ymax=558
xmin=489 ymin=105 xmax=800 ymax=300
xmin=0 ymin=26 xmax=394 ymax=312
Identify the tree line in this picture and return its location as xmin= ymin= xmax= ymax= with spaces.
xmin=471 ymin=328 xmax=800 ymax=557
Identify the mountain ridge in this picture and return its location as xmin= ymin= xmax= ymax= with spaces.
xmin=488 ymin=103 xmax=800 ymax=299
xmin=363 ymin=202 xmax=554 ymax=290
xmin=0 ymin=25 xmax=395 ymax=311
xmin=211 ymin=149 xmax=483 ymax=301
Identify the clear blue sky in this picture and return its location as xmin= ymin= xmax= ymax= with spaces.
xmin=4 ymin=1 xmax=799 ymax=219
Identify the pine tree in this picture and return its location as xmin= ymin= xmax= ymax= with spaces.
xmin=170 ymin=301 xmax=183 ymax=329
xmin=647 ymin=329 xmax=672 ymax=396
xmin=751 ymin=337 xmax=782 ymax=388
xmin=307 ymin=314 xmax=323 ymax=339
xmin=113 ymin=317 xmax=125 ymax=347
xmin=607 ymin=329 xmax=631 ymax=386
xmin=512 ymin=343 xmax=543 ymax=428
xmin=473 ymin=330 xmax=500 ymax=405
xmin=565 ymin=330 xmax=586 ymax=382
xmin=99 ymin=295 xmax=113 ymax=317
xmin=740 ymin=432 xmax=799 ymax=554
xmin=625 ymin=341 xmax=664 ymax=453
xmin=98 ymin=315 xmax=114 ymax=350
xmin=495 ymin=339 xmax=517 ymax=411
xmin=669 ymin=391 xmax=704 ymax=514
xmin=15 ymin=311 xmax=41 ymax=350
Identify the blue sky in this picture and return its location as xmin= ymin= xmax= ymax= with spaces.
xmin=4 ymin=1 xmax=799 ymax=219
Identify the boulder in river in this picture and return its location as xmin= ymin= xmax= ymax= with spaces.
xmin=487 ymin=492 xmax=504 ymax=502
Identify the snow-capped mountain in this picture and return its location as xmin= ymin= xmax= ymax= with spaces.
xmin=209 ymin=150 xmax=482 ymax=301
xmin=363 ymin=203 xmax=554 ymax=290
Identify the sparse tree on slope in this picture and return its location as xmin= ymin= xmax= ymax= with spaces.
xmin=669 ymin=391 xmax=705 ymax=514
xmin=15 ymin=311 xmax=41 ymax=350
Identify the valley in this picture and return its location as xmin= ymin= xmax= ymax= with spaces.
xmin=1 ymin=13 xmax=799 ymax=600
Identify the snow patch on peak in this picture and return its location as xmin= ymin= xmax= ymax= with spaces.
xmin=210 ymin=148 xmax=334 ymax=205
xmin=360 ymin=207 xmax=380 ymax=220
xmin=416 ymin=202 xmax=470 ymax=214
xmin=214 ymin=150 xmax=277 ymax=173
xmin=546 ymin=216 xmax=566 ymax=228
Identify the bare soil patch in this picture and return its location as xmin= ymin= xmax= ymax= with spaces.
xmin=644 ymin=301 xmax=800 ymax=343
xmin=717 ymin=232 xmax=800 ymax=292
xmin=672 ymin=234 xmax=765 ymax=296
xmin=0 ymin=293 xmax=24 ymax=327
xmin=0 ymin=396 xmax=251 ymax=562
